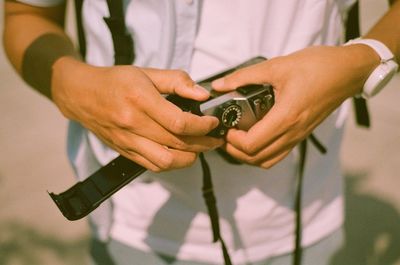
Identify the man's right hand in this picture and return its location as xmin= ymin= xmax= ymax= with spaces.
xmin=51 ymin=57 xmax=223 ymax=172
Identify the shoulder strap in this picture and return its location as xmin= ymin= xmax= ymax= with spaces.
xmin=104 ymin=0 xmax=135 ymax=65
xmin=345 ymin=1 xmax=371 ymax=128
xmin=74 ymin=0 xmax=86 ymax=59
xmin=74 ymin=0 xmax=135 ymax=65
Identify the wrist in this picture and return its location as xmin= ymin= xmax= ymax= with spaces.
xmin=339 ymin=44 xmax=380 ymax=97
xmin=51 ymin=56 xmax=92 ymax=120
xmin=343 ymin=38 xmax=398 ymax=98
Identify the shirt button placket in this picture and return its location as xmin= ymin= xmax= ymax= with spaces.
xmin=171 ymin=0 xmax=198 ymax=71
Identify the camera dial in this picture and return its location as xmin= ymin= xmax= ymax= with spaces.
xmin=221 ymin=104 xmax=242 ymax=128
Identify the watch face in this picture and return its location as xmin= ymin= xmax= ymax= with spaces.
xmin=363 ymin=60 xmax=398 ymax=98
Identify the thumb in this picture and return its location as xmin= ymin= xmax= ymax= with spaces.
xmin=211 ymin=60 xmax=274 ymax=92
xmin=141 ymin=68 xmax=210 ymax=101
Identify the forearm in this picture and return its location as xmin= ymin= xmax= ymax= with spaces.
xmin=3 ymin=1 xmax=79 ymax=99
xmin=364 ymin=0 xmax=400 ymax=62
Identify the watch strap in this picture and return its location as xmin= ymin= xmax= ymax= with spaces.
xmin=345 ymin=38 xmax=396 ymax=62
xmin=345 ymin=38 xmax=398 ymax=98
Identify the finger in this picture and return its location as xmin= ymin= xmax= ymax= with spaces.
xmin=227 ymin=133 xmax=297 ymax=164
xmin=211 ymin=60 xmax=276 ymax=92
xmin=178 ymin=135 xmax=225 ymax=152
xmin=116 ymin=133 xmax=176 ymax=170
xmin=115 ymin=109 xmax=223 ymax=151
xmin=116 ymin=130 xmax=203 ymax=171
xmin=259 ymin=150 xmax=291 ymax=169
xmin=166 ymin=149 xmax=198 ymax=170
xmin=225 ymin=142 xmax=291 ymax=168
xmin=124 ymin=79 xmax=219 ymax=137
xmin=130 ymin=120 xmax=224 ymax=152
xmin=95 ymin=125 xmax=200 ymax=172
xmin=145 ymin=100 xmax=220 ymax=136
xmin=225 ymin=103 xmax=291 ymax=155
xmin=123 ymin=85 xmax=219 ymax=137
xmin=125 ymin=144 xmax=197 ymax=171
xmin=93 ymin=130 xmax=162 ymax=172
xmin=142 ymin=68 xmax=210 ymax=101
xmin=117 ymin=148 xmax=161 ymax=172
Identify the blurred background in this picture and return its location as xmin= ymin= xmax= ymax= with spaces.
xmin=0 ymin=0 xmax=399 ymax=264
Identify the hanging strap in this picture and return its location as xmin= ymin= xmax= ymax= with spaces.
xmin=104 ymin=0 xmax=135 ymax=65
xmin=292 ymin=134 xmax=326 ymax=265
xmin=74 ymin=0 xmax=134 ymax=65
xmin=345 ymin=1 xmax=371 ymax=128
xmin=74 ymin=0 xmax=86 ymax=59
xmin=199 ymin=153 xmax=232 ymax=265
xmin=199 ymin=133 xmax=326 ymax=265
xmin=292 ymin=140 xmax=307 ymax=265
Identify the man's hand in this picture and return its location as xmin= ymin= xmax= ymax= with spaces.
xmin=52 ymin=57 xmax=223 ymax=172
xmin=212 ymin=45 xmax=380 ymax=168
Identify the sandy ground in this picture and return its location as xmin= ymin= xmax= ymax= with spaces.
xmin=0 ymin=1 xmax=399 ymax=265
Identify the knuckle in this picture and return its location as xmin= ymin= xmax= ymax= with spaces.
xmin=222 ymin=74 xmax=236 ymax=88
xmin=227 ymin=69 xmax=247 ymax=88
xmin=110 ymin=133 xmax=124 ymax=147
xmin=283 ymin=109 xmax=304 ymax=129
xmin=115 ymin=110 xmax=135 ymax=129
xmin=241 ymin=140 xmax=257 ymax=155
xmin=185 ymin=153 xmax=197 ymax=167
xmin=174 ymin=70 xmax=191 ymax=84
xmin=283 ymin=112 xmax=297 ymax=127
xmin=246 ymin=156 xmax=259 ymax=165
xmin=189 ymin=153 xmax=197 ymax=165
xmin=127 ymin=89 xmax=144 ymax=104
xmin=157 ymin=152 xmax=174 ymax=170
xmin=110 ymin=66 xmax=135 ymax=85
xmin=169 ymin=115 xmax=187 ymax=134
xmin=151 ymin=167 xmax=163 ymax=173
xmin=171 ymin=139 xmax=188 ymax=150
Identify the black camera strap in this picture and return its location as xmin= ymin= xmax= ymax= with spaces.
xmin=346 ymin=1 xmax=371 ymax=128
xmin=74 ymin=0 xmax=86 ymax=59
xmin=293 ymin=140 xmax=307 ymax=265
xmin=74 ymin=0 xmax=135 ymax=65
xmin=199 ymin=153 xmax=233 ymax=265
xmin=197 ymin=133 xmax=326 ymax=265
xmin=103 ymin=0 xmax=135 ymax=65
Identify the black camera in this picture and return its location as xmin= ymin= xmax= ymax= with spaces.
xmin=168 ymin=56 xmax=274 ymax=137
xmin=167 ymin=83 xmax=274 ymax=137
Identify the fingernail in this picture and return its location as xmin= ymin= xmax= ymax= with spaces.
xmin=194 ymin=84 xmax=210 ymax=97
xmin=211 ymin=78 xmax=225 ymax=88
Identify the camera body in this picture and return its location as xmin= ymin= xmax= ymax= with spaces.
xmin=167 ymin=83 xmax=274 ymax=137
xmin=200 ymin=84 xmax=274 ymax=137
xmin=168 ymin=57 xmax=274 ymax=137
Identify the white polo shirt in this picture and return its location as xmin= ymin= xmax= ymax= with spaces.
xmin=21 ymin=0 xmax=355 ymax=263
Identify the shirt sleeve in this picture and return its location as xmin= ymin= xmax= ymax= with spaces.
xmin=16 ymin=0 xmax=64 ymax=7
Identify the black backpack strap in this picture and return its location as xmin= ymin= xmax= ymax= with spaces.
xmin=74 ymin=0 xmax=86 ymax=59
xmin=74 ymin=0 xmax=135 ymax=65
xmin=345 ymin=1 xmax=371 ymax=128
xmin=104 ymin=0 xmax=135 ymax=65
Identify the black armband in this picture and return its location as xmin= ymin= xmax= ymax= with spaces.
xmin=22 ymin=33 xmax=79 ymax=99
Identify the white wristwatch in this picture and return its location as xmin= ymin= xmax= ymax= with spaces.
xmin=344 ymin=38 xmax=398 ymax=98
